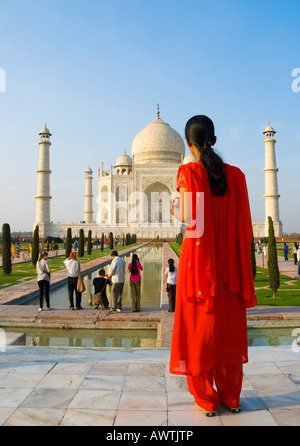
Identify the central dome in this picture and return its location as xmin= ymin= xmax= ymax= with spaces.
xmin=132 ymin=110 xmax=185 ymax=164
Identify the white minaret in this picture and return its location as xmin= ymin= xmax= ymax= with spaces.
xmin=35 ymin=125 xmax=52 ymax=232
xmin=263 ymin=124 xmax=282 ymax=236
xmin=84 ymin=167 xmax=94 ymax=223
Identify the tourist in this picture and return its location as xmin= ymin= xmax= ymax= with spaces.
xmin=63 ymin=252 xmax=82 ymax=310
xmin=292 ymin=242 xmax=298 ymax=265
xmin=297 ymin=246 xmax=300 ymax=276
xmin=128 ymin=254 xmax=143 ymax=312
xmin=11 ymin=243 xmax=16 ymax=260
xmin=263 ymin=243 xmax=268 ymax=263
xmin=16 ymin=243 xmax=20 ymax=258
xmin=165 ymin=258 xmax=177 ymax=312
xmin=108 ymin=251 xmax=125 ymax=313
xmin=93 ymin=268 xmax=111 ymax=310
xmin=283 ymin=243 xmax=289 ymax=261
xmin=256 ymin=240 xmax=261 ymax=255
xmin=169 ymin=115 xmax=257 ymax=417
xmin=36 ymin=251 xmax=51 ymax=311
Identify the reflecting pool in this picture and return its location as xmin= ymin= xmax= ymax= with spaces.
xmin=22 ymin=243 xmax=163 ymax=309
xmin=247 ymin=327 xmax=299 ymax=347
xmin=4 ymin=327 xmax=158 ymax=348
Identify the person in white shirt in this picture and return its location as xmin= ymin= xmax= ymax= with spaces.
xmin=36 ymin=251 xmax=51 ymax=311
xmin=108 ymin=251 xmax=125 ymax=312
xmin=165 ymin=258 xmax=178 ymax=312
xmin=292 ymin=242 xmax=298 ymax=265
xmin=63 ymin=252 xmax=82 ymax=310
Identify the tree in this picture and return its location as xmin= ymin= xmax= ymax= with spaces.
xmin=101 ymin=233 xmax=104 ymax=252
xmin=109 ymin=232 xmax=114 ymax=250
xmin=87 ymin=230 xmax=92 ymax=255
xmin=2 ymin=223 xmax=12 ymax=275
xmin=32 ymin=226 xmax=39 ymax=266
xmin=78 ymin=229 xmax=84 ymax=257
xmin=65 ymin=228 xmax=72 ymax=258
xmin=250 ymin=237 xmax=256 ymax=279
xmin=268 ymin=216 xmax=280 ymax=298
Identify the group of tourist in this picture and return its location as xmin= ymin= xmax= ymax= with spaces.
xmin=257 ymin=240 xmax=300 ymax=274
xmin=36 ymin=249 xmax=178 ymax=314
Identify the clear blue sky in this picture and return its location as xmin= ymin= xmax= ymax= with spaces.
xmin=0 ymin=0 xmax=299 ymax=233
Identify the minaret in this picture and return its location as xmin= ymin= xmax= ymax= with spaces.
xmin=263 ymin=124 xmax=282 ymax=236
xmin=84 ymin=167 xmax=94 ymax=223
xmin=35 ymin=125 xmax=52 ymax=232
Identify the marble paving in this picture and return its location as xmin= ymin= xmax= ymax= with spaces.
xmin=0 ymin=345 xmax=299 ymax=426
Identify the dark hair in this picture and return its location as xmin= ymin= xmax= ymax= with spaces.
xmin=130 ymin=254 xmax=139 ymax=275
xmin=111 ymin=251 xmax=118 ymax=257
xmin=185 ymin=115 xmax=228 ymax=197
xmin=98 ymin=268 xmax=106 ymax=276
xmin=168 ymin=258 xmax=175 ymax=273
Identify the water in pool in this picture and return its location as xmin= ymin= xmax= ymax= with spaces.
xmin=4 ymin=327 xmax=158 ymax=348
xmin=23 ymin=243 xmax=163 ymax=309
xmin=247 ymin=327 xmax=299 ymax=347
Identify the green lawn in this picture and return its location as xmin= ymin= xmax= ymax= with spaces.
xmin=169 ymin=242 xmax=300 ymax=306
xmin=255 ymin=267 xmax=300 ymax=306
xmin=0 ymin=244 xmax=139 ymax=289
xmin=169 ymin=242 xmax=181 ymax=257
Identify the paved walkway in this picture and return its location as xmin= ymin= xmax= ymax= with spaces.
xmin=0 ymin=243 xmax=300 ymax=426
xmin=0 ymin=345 xmax=299 ymax=426
xmin=256 ymin=252 xmax=300 ymax=279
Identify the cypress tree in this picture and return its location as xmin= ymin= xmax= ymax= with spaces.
xmin=87 ymin=230 xmax=92 ymax=255
xmin=78 ymin=229 xmax=84 ymax=257
xmin=2 ymin=223 xmax=12 ymax=275
xmin=32 ymin=226 xmax=39 ymax=266
xmin=109 ymin=232 xmax=114 ymax=250
xmin=101 ymin=233 xmax=104 ymax=252
xmin=65 ymin=228 xmax=72 ymax=258
xmin=268 ymin=216 xmax=280 ymax=298
xmin=251 ymin=236 xmax=256 ymax=279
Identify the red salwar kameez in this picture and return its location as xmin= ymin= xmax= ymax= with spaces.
xmin=169 ymin=162 xmax=257 ymax=412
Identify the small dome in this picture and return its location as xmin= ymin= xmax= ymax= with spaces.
xmin=39 ymin=125 xmax=51 ymax=136
xmin=85 ymin=167 xmax=93 ymax=175
xmin=115 ymin=152 xmax=132 ymax=166
xmin=263 ymin=124 xmax=276 ymax=135
xmin=183 ymin=153 xmax=196 ymax=164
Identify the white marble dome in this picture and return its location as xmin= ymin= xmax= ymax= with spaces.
xmin=132 ymin=111 xmax=185 ymax=164
xmin=115 ymin=152 xmax=132 ymax=166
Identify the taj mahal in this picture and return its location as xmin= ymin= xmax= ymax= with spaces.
xmin=34 ymin=107 xmax=283 ymax=240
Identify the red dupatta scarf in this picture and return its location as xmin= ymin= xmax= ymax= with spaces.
xmin=177 ymin=162 xmax=257 ymax=310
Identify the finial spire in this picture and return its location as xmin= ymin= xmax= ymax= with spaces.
xmin=157 ymin=103 xmax=160 ymax=118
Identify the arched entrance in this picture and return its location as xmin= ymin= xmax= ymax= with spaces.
xmin=144 ymin=181 xmax=172 ymax=224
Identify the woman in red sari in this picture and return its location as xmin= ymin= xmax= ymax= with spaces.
xmin=170 ymin=115 xmax=257 ymax=417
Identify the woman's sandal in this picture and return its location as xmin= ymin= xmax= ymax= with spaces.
xmin=227 ymin=405 xmax=242 ymax=413
xmin=194 ymin=402 xmax=216 ymax=417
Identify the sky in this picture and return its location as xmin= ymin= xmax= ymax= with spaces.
xmin=0 ymin=0 xmax=299 ymax=233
